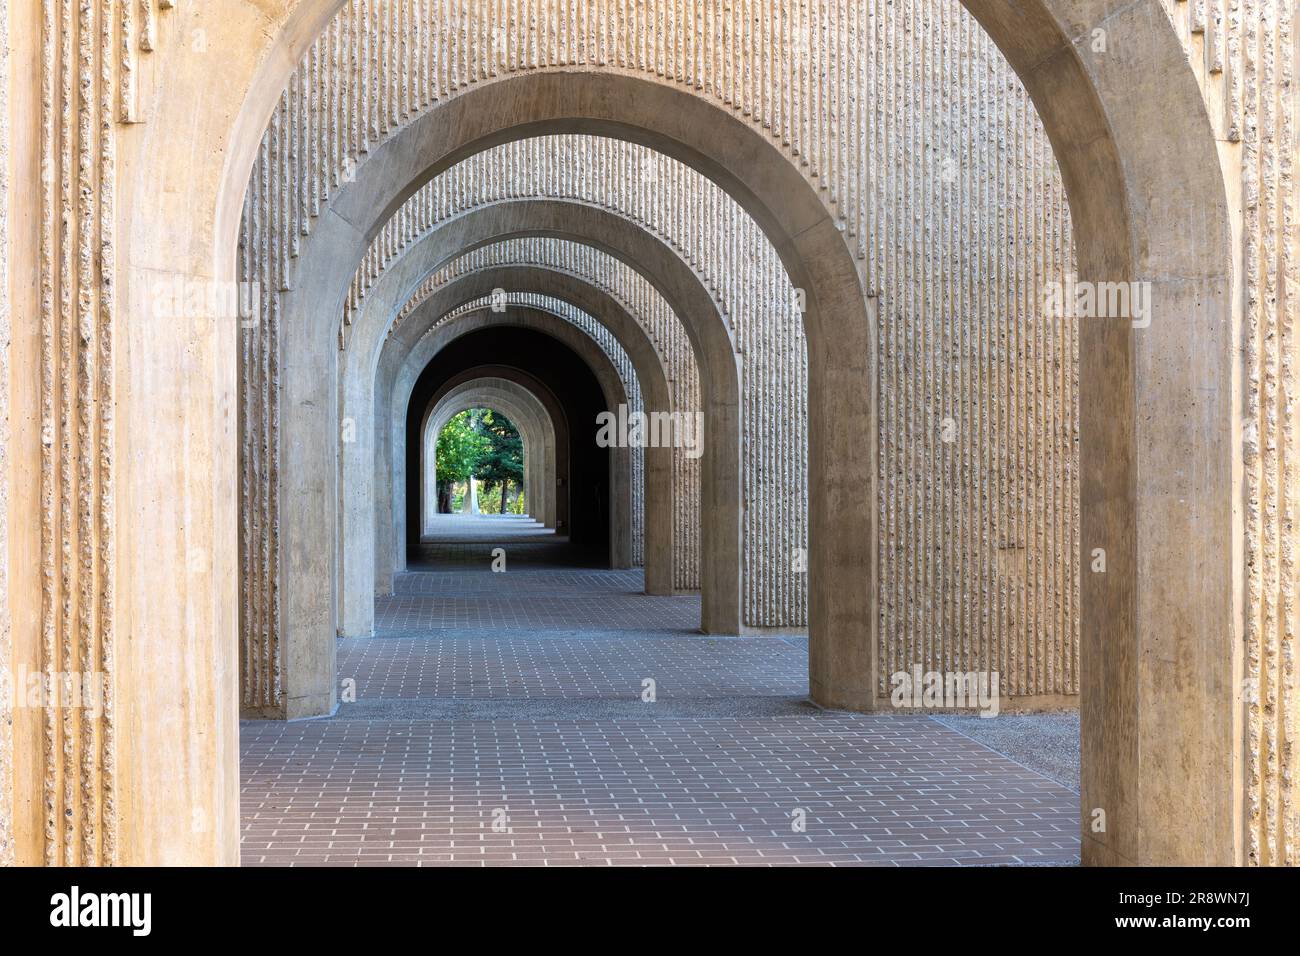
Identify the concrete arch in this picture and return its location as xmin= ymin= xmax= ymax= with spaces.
xmin=374 ymin=266 xmax=683 ymax=602
xmin=348 ymin=216 xmax=680 ymax=598
xmin=350 ymin=200 xmax=680 ymax=415
xmin=421 ymin=382 xmax=553 ymax=530
xmin=386 ymin=307 xmax=634 ymax=584
xmin=426 ymin=398 xmax=544 ymax=521
xmin=422 ymin=379 xmax=559 ymax=531
xmin=258 ymin=77 xmax=850 ymax=722
xmin=338 ymin=139 xmax=811 ymax=630
xmin=958 ymin=2 xmax=1235 ymax=866
xmin=418 ymin=371 xmax=568 ymax=541
xmin=268 ymin=48 xmax=1233 ymax=864
xmin=341 ymin=241 xmax=662 ymax=633
xmin=431 ymin=304 xmax=629 ymax=538
xmin=98 ymin=1 xmax=1237 ymax=864
xmin=343 ymin=199 xmax=734 ymax=634
xmin=419 ymin=364 xmax=575 ymax=542
xmin=366 ymin=308 xmax=634 ymax=606
xmin=344 ymin=301 xmax=635 ymax=636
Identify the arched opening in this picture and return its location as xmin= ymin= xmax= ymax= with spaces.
xmin=359 ymin=253 xmax=683 ymax=612
xmin=230 ymin=18 xmax=1229 ymax=865
xmin=429 ymin=408 xmax=526 ymax=517
xmin=406 ymin=327 xmax=617 ymax=565
xmin=421 ymin=380 xmax=558 ymax=529
xmin=313 ymin=195 xmax=746 ymax=659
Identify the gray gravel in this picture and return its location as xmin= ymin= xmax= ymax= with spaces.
xmin=930 ymin=711 xmax=1080 ymax=792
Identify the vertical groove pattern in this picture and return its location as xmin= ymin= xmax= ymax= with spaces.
xmin=30 ymin=0 xmax=130 ymax=867
xmin=1157 ymin=0 xmax=1298 ymax=864
xmin=872 ymin=4 xmax=1078 ymax=700
xmin=1217 ymin=0 xmax=1300 ymax=867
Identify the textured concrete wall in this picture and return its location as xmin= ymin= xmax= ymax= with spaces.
xmin=868 ymin=6 xmax=1078 ymax=702
xmin=1158 ymin=0 xmax=1300 ymax=869
xmin=1239 ymin=0 xmax=1297 ymax=870
xmin=9 ymin=0 xmax=134 ymax=867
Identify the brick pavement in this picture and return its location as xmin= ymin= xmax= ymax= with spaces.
xmin=241 ymin=517 xmax=1081 ymax=866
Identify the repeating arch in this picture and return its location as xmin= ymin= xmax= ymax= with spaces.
xmin=437 ymin=294 xmax=648 ymax=561
xmin=351 ymin=220 xmax=683 ymax=592
xmin=421 ymin=365 xmax=575 ymax=540
xmin=422 ymin=379 xmax=560 ymax=530
xmin=372 ymin=2 xmax=1215 ymax=866
xmin=375 ymin=276 xmax=676 ymax=596
xmin=342 ymin=138 xmax=811 ymax=624
xmin=396 ymin=239 xmax=698 ymax=587
xmin=232 ymin=73 xmax=863 ymax=722
xmin=338 ymin=201 xmax=749 ymax=649
xmin=387 ymin=307 xmax=636 ymax=578
xmin=358 ymin=202 xmax=730 ymax=589
xmin=341 ymin=226 xmax=673 ymax=633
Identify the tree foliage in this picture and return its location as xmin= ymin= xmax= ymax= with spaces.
xmin=474 ymin=409 xmax=524 ymax=486
xmin=435 ymin=409 xmax=489 ymax=484
xmin=435 ymin=407 xmax=524 ymax=505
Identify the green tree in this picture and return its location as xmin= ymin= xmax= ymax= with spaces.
xmin=474 ymin=409 xmax=524 ymax=513
xmin=435 ymin=409 xmax=488 ymax=512
xmin=435 ymin=408 xmax=525 ymax=514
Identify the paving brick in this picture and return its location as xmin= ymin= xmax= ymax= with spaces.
xmin=240 ymin=521 xmax=1080 ymax=866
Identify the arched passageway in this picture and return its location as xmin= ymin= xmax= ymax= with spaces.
xmin=405 ymin=326 xmax=619 ymax=563
xmin=379 ymin=299 xmax=650 ymax=580
xmin=6 ymin=0 xmax=1285 ymax=872
xmin=344 ymin=296 xmax=647 ymax=635
xmin=421 ymin=379 xmax=559 ymax=530
xmin=224 ymin=20 xmax=1230 ymax=865
xmin=415 ymin=366 xmax=574 ymax=542
xmin=352 ymin=214 xmax=696 ymax=604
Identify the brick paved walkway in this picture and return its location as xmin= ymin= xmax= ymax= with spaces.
xmin=241 ymin=516 xmax=1081 ymax=866
xmin=338 ymin=633 xmax=808 ymax=699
